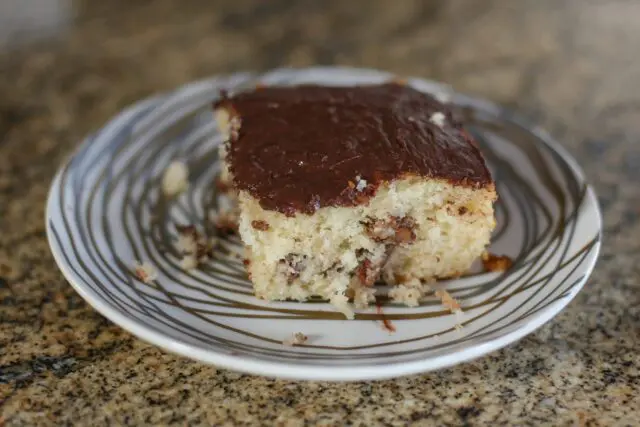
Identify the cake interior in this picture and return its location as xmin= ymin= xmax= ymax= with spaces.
xmin=235 ymin=176 xmax=495 ymax=318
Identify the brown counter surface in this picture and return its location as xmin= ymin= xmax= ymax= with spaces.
xmin=0 ymin=1 xmax=638 ymax=425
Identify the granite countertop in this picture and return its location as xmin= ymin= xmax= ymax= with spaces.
xmin=1 ymin=0 xmax=639 ymax=425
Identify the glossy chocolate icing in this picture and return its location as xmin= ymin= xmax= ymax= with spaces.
xmin=215 ymin=83 xmax=492 ymax=216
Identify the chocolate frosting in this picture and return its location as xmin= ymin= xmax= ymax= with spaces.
xmin=215 ymin=83 xmax=493 ymax=216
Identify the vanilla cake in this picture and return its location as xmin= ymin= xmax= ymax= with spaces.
xmin=214 ymin=83 xmax=497 ymax=318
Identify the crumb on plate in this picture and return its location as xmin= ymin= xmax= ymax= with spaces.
xmin=283 ymin=332 xmax=308 ymax=346
xmin=482 ymin=251 xmax=513 ymax=272
xmin=133 ymin=261 xmax=157 ymax=283
xmin=352 ymin=282 xmax=377 ymax=309
xmin=162 ymin=161 xmax=189 ymax=196
xmin=435 ymin=289 xmax=461 ymax=314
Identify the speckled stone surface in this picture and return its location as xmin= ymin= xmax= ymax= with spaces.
xmin=0 ymin=0 xmax=639 ymax=425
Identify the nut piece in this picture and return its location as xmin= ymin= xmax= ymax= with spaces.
xmin=277 ymin=253 xmax=308 ymax=284
xmin=482 ymin=252 xmax=513 ymax=272
xmin=356 ymin=259 xmax=378 ymax=287
xmin=364 ymin=216 xmax=416 ymax=245
xmin=162 ymin=161 xmax=189 ymax=196
xmin=133 ymin=261 xmax=157 ymax=283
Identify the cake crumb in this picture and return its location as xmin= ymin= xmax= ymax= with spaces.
xmin=364 ymin=216 xmax=416 ymax=245
xmin=389 ymin=284 xmax=422 ymax=307
xmin=176 ymin=225 xmax=215 ymax=269
xmin=482 ymin=252 xmax=513 ymax=272
xmin=176 ymin=224 xmax=198 ymax=255
xmin=388 ymin=277 xmax=433 ymax=306
xmin=283 ymin=332 xmax=308 ymax=346
xmin=133 ymin=261 xmax=157 ymax=283
xmin=162 ymin=161 xmax=189 ymax=196
xmin=406 ymin=278 xmax=433 ymax=295
xmin=429 ymin=112 xmax=446 ymax=128
xmin=435 ymin=289 xmax=462 ymax=313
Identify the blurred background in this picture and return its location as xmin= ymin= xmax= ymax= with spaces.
xmin=1 ymin=1 xmax=637 ymax=216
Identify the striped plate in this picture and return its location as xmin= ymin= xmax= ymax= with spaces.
xmin=46 ymin=67 xmax=601 ymax=381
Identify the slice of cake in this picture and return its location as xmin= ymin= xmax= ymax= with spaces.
xmin=213 ymin=83 xmax=497 ymax=318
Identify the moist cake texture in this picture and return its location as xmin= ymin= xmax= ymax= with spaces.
xmin=214 ymin=83 xmax=497 ymax=318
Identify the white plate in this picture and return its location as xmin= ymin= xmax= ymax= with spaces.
xmin=46 ymin=67 xmax=601 ymax=381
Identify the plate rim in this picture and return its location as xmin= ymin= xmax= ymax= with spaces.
xmin=45 ymin=66 xmax=602 ymax=381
